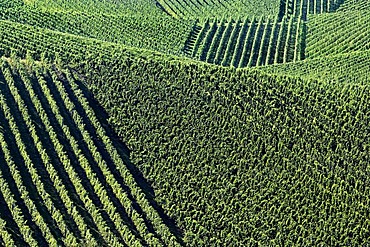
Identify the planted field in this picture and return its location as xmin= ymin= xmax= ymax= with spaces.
xmin=81 ymin=50 xmax=370 ymax=246
xmin=305 ymin=10 xmax=370 ymax=59
xmin=0 ymin=0 xmax=370 ymax=246
xmin=0 ymin=20 xmax=174 ymax=63
xmin=157 ymin=0 xmax=345 ymax=21
xmin=0 ymin=59 xmax=180 ymax=246
xmin=0 ymin=5 xmax=192 ymax=56
xmin=156 ymin=0 xmax=280 ymax=20
xmin=186 ymin=17 xmax=304 ymax=67
xmin=280 ymin=0 xmax=344 ymax=20
xmin=182 ymin=0 xmax=347 ymax=68
xmin=337 ymin=0 xmax=370 ymax=12
xmin=258 ymin=49 xmax=370 ymax=83
xmin=24 ymin=0 xmax=160 ymax=16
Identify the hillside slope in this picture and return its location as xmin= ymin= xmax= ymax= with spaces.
xmin=1 ymin=18 xmax=370 ymax=245
xmin=257 ymin=50 xmax=370 ymax=83
xmin=0 ymin=58 xmax=181 ymax=247
xmin=23 ymin=0 xmax=160 ymax=16
xmin=0 ymin=4 xmax=193 ymax=55
xmin=157 ymin=0 xmax=280 ymax=20
xmin=185 ymin=16 xmax=304 ymax=67
xmin=79 ymin=50 xmax=370 ymax=246
xmin=0 ymin=2 xmax=370 ymax=246
xmin=305 ymin=10 xmax=370 ymax=59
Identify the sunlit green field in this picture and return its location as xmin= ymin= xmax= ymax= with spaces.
xmin=0 ymin=0 xmax=369 ymax=246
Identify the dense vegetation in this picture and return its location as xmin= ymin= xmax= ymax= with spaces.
xmin=0 ymin=58 xmax=182 ymax=246
xmin=0 ymin=3 xmax=192 ymax=55
xmin=23 ymin=0 xmax=160 ymax=15
xmin=337 ymin=0 xmax=370 ymax=11
xmin=258 ymin=50 xmax=370 ymax=83
xmin=183 ymin=0 xmax=347 ymax=67
xmin=305 ymin=10 xmax=370 ymax=58
xmin=157 ymin=0 xmax=280 ymax=20
xmin=185 ymin=16 xmax=303 ymax=67
xmin=280 ymin=0 xmax=344 ymax=20
xmin=0 ymin=0 xmax=369 ymax=246
xmin=80 ymin=50 xmax=370 ymax=246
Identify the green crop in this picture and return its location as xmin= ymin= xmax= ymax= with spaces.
xmin=0 ymin=0 xmax=369 ymax=246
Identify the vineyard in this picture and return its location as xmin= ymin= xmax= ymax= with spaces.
xmin=258 ymin=49 xmax=370 ymax=83
xmin=0 ymin=3 xmax=192 ymax=55
xmin=279 ymin=0 xmax=345 ymax=20
xmin=183 ymin=0 xmax=348 ymax=67
xmin=23 ymin=0 xmax=161 ymax=15
xmin=0 ymin=58 xmax=182 ymax=246
xmin=0 ymin=0 xmax=370 ymax=246
xmin=156 ymin=0 xmax=280 ymax=20
xmin=337 ymin=0 xmax=370 ymax=11
xmin=81 ymin=53 xmax=370 ymax=246
xmin=305 ymin=10 xmax=370 ymax=58
xmin=185 ymin=16 xmax=303 ymax=67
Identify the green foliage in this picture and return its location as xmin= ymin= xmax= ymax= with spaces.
xmin=0 ymin=5 xmax=193 ymax=55
xmin=280 ymin=0 xmax=345 ymax=20
xmin=157 ymin=0 xmax=280 ymax=21
xmin=305 ymin=10 xmax=370 ymax=59
xmin=77 ymin=51 xmax=370 ymax=246
xmin=337 ymin=0 xmax=370 ymax=12
xmin=186 ymin=17 xmax=304 ymax=67
xmin=0 ymin=58 xmax=179 ymax=246
xmin=0 ymin=0 xmax=23 ymax=8
xmin=24 ymin=0 xmax=159 ymax=16
xmin=257 ymin=49 xmax=370 ymax=83
xmin=0 ymin=1 xmax=370 ymax=246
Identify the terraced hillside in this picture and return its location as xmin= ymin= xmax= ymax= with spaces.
xmin=0 ymin=58 xmax=180 ymax=246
